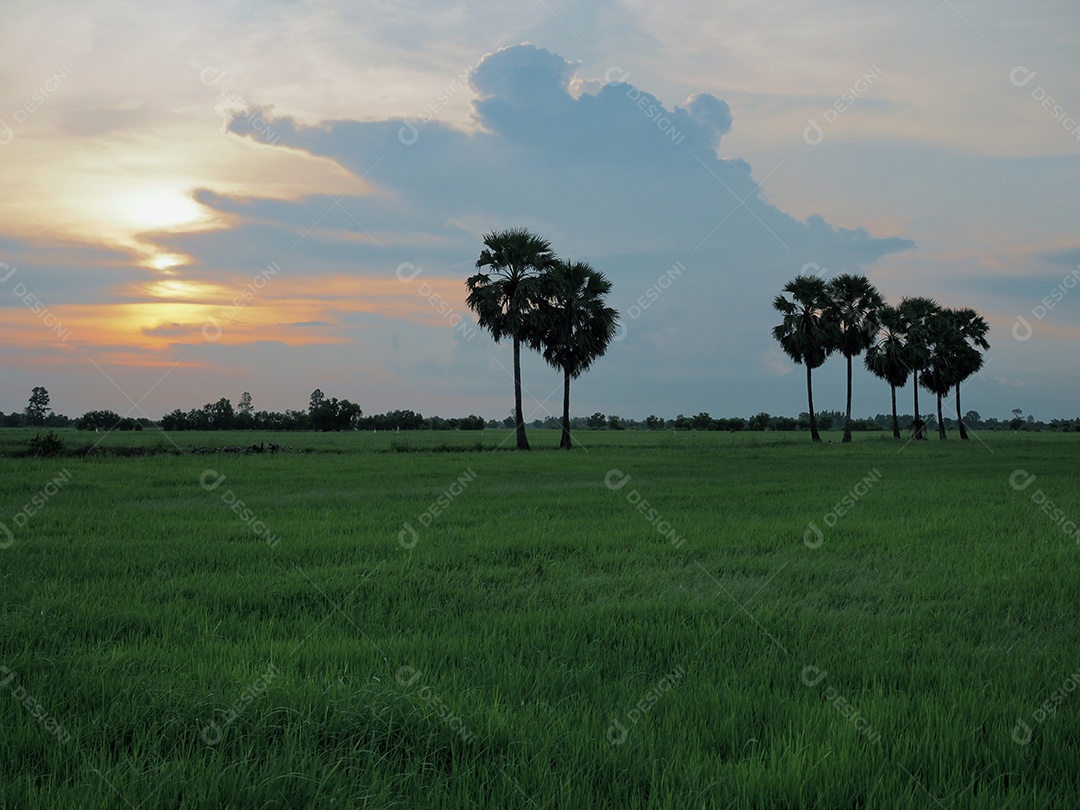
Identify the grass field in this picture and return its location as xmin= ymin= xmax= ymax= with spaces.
xmin=2 ymin=427 xmax=1079 ymax=808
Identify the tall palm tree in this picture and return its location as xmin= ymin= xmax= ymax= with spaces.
xmin=948 ymin=308 xmax=990 ymax=440
xmin=897 ymin=296 xmax=939 ymax=439
xmin=466 ymin=228 xmax=556 ymax=450
xmin=864 ymin=304 xmax=910 ymax=439
xmin=772 ymin=275 xmax=836 ymax=442
xmin=532 ymin=260 xmax=619 ymax=449
xmin=920 ymin=309 xmax=960 ymax=439
xmin=826 ymin=274 xmax=884 ymax=443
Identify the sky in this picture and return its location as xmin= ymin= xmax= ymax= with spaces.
xmin=2 ymin=0 xmax=1078 ymax=424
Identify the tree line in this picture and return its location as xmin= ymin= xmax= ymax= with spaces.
xmin=9 ymin=386 xmax=1077 ymax=434
xmin=773 ymin=273 xmax=990 ymax=442
xmin=159 ymin=390 xmax=486 ymax=432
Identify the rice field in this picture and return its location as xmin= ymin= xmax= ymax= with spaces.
xmin=1 ymin=427 xmax=1078 ymax=808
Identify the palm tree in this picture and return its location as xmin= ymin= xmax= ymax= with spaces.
xmin=772 ymin=275 xmax=836 ymax=442
xmin=826 ymin=274 xmax=884 ymax=443
xmin=466 ymin=228 xmax=556 ymax=450
xmin=864 ymin=304 xmax=910 ymax=439
xmin=920 ymin=309 xmax=960 ymax=440
xmin=897 ymin=296 xmax=939 ymax=439
xmin=532 ymin=260 xmax=619 ymax=449
xmin=948 ymin=308 xmax=990 ymax=440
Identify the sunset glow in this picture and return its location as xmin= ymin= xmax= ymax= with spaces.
xmin=0 ymin=1 xmax=1076 ymax=421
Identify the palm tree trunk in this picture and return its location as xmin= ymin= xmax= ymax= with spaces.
xmin=807 ymin=364 xmax=821 ymax=442
xmin=890 ymin=384 xmax=900 ymax=439
xmin=937 ymin=392 xmax=946 ymax=439
xmin=955 ymin=386 xmax=968 ymax=440
xmin=842 ymin=354 xmax=853 ymax=443
xmin=912 ymin=369 xmax=925 ymax=440
xmin=513 ymin=337 xmax=530 ymax=451
xmin=912 ymin=369 xmax=920 ymax=425
xmin=560 ymin=367 xmax=572 ymax=449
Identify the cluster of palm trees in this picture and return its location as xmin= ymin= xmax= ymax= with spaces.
xmin=465 ymin=228 xmax=620 ymax=450
xmin=772 ymin=274 xmax=989 ymax=442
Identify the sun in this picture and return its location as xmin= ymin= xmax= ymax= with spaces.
xmin=109 ymin=187 xmax=211 ymax=233
xmin=146 ymin=252 xmax=187 ymax=271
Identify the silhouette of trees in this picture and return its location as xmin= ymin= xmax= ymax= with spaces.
xmin=773 ymin=278 xmax=989 ymax=442
xmin=826 ymin=274 xmax=884 ymax=443
xmin=772 ymin=275 xmax=836 ymax=442
xmin=466 ymin=228 xmax=557 ymax=451
xmin=532 ymin=260 xmax=618 ymax=449
xmin=897 ymin=296 xmax=939 ymax=438
xmin=466 ymin=229 xmax=620 ymax=450
xmin=865 ymin=304 xmax=911 ymax=439
xmin=26 ymin=386 xmax=51 ymax=427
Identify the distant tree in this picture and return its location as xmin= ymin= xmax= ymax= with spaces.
xmin=466 ymin=228 xmax=557 ymax=450
xmin=772 ymin=276 xmax=836 ymax=442
xmin=645 ymin=415 xmax=663 ymax=430
xmin=2 ymin=412 xmax=27 ymax=427
xmin=587 ymin=412 xmax=607 ymax=429
xmin=310 ymin=398 xmax=336 ymax=431
xmin=78 ymin=409 xmax=123 ymax=431
xmin=205 ymin=398 xmax=235 ymax=430
xmin=826 ymin=274 xmax=884 ymax=443
xmin=692 ymin=412 xmax=714 ymax=430
xmin=748 ymin=412 xmax=771 ymax=431
xmin=532 ymin=259 xmax=619 ymax=449
xmin=25 ymin=386 xmax=51 ymax=427
xmin=160 ymin=409 xmax=189 ymax=431
xmin=309 ymin=389 xmax=326 ymax=412
xmin=311 ymin=397 xmax=362 ymax=431
xmin=1010 ymin=408 xmax=1024 ymax=431
xmin=335 ymin=399 xmax=362 ymax=431
xmin=239 ymin=391 xmax=254 ymax=415
xmin=607 ymin=414 xmax=624 ymax=431
xmin=864 ymin=304 xmax=911 ymax=439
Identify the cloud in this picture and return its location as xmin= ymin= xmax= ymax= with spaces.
xmin=152 ymin=43 xmax=918 ymax=416
xmin=1039 ymin=246 xmax=1080 ymax=270
xmin=58 ymin=42 xmax=913 ymax=418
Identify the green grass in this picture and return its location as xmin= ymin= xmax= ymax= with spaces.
xmin=1 ymin=428 xmax=1079 ymax=807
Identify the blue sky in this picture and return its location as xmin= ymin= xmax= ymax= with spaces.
xmin=1 ymin=0 xmax=1078 ymax=422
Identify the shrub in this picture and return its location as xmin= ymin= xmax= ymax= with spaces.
xmin=27 ymin=432 xmax=64 ymax=458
